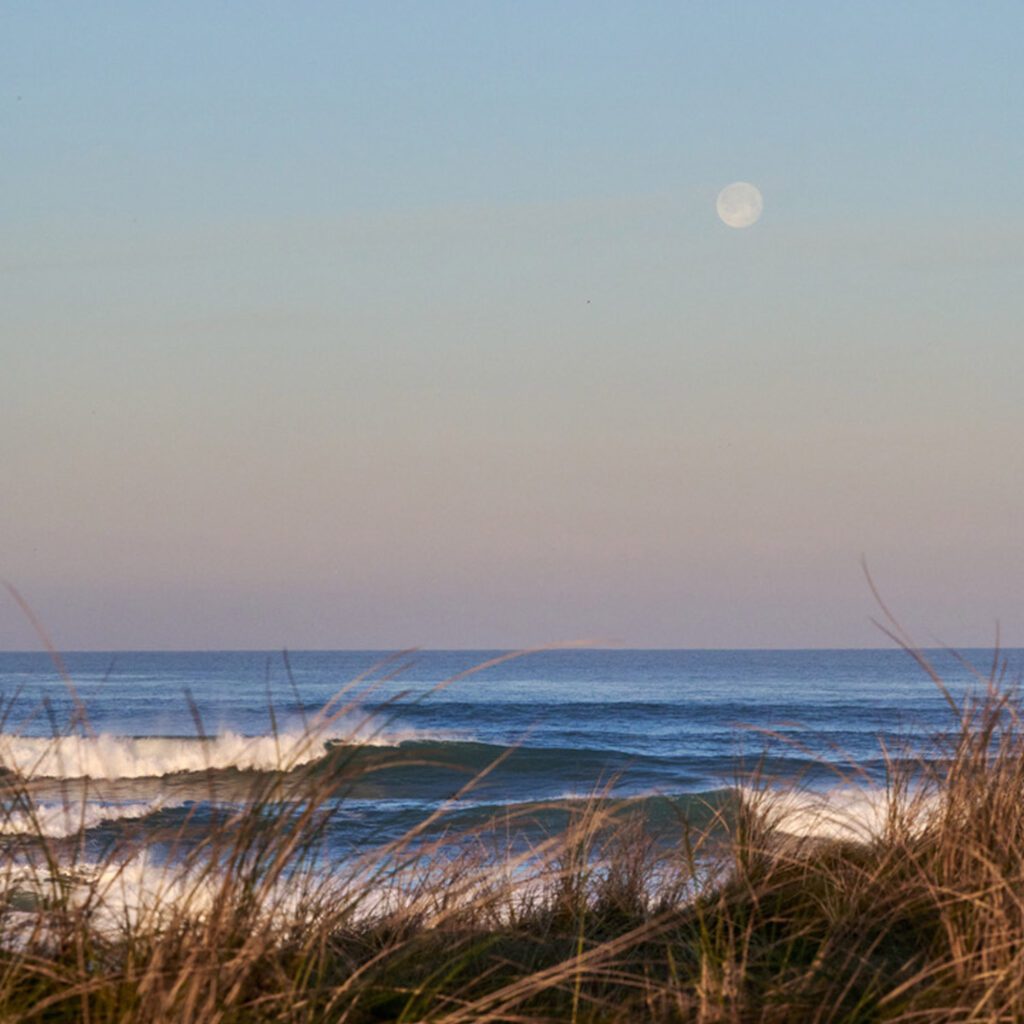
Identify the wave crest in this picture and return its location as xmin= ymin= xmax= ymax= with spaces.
xmin=0 ymin=731 xmax=333 ymax=780
xmin=0 ymin=723 xmax=475 ymax=781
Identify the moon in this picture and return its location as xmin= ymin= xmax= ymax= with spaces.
xmin=716 ymin=182 xmax=763 ymax=229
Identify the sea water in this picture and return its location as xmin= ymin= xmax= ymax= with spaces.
xmin=0 ymin=648 xmax=1014 ymax=857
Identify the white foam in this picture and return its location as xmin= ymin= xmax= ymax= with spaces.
xmin=1 ymin=849 xmax=354 ymax=942
xmin=0 ymin=853 xmax=215 ymax=942
xmin=0 ymin=799 xmax=183 ymax=838
xmin=0 ymin=731 xmax=331 ymax=780
xmin=741 ymin=784 xmax=938 ymax=843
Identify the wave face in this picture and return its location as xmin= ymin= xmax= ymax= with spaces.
xmin=0 ymin=725 xmax=735 ymax=785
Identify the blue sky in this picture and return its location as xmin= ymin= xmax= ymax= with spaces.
xmin=3 ymin=2 xmax=1023 ymax=648
xmin=7 ymin=3 xmax=1022 ymax=229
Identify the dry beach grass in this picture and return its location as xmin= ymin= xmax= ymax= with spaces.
xmin=1 ymin=641 xmax=1024 ymax=1021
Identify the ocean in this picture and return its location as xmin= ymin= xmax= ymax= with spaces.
xmin=0 ymin=647 xmax=1014 ymax=859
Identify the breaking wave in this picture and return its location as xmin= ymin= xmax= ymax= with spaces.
xmin=0 ymin=725 xmax=469 ymax=781
xmin=0 ymin=732 xmax=332 ymax=780
xmin=740 ymin=784 xmax=939 ymax=842
xmin=0 ymin=798 xmax=185 ymax=838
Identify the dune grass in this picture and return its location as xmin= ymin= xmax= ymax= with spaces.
xmin=1 ymin=646 xmax=1024 ymax=1022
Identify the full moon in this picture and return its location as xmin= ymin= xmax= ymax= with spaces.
xmin=716 ymin=182 xmax=763 ymax=228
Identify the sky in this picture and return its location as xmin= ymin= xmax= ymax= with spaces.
xmin=3 ymin=2 xmax=1024 ymax=650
